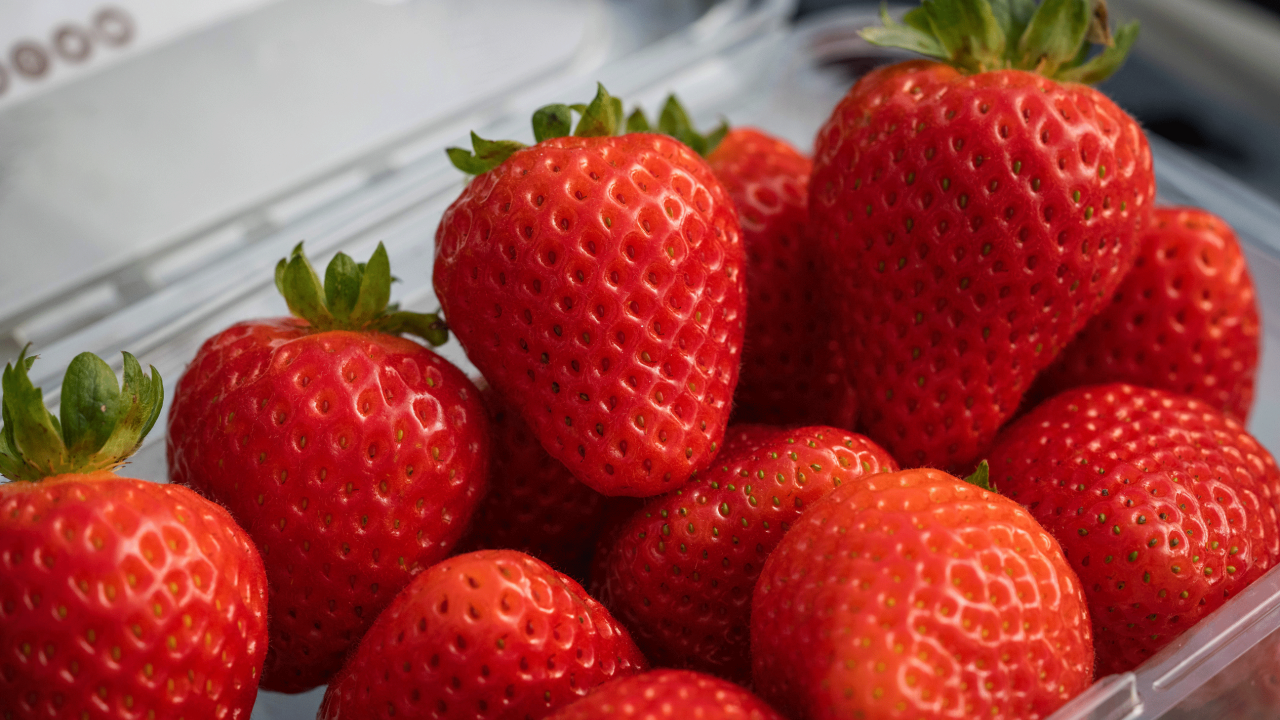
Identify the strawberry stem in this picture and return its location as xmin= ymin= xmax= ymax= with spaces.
xmin=963 ymin=460 xmax=994 ymax=492
xmin=862 ymin=0 xmax=1137 ymax=83
xmin=274 ymin=242 xmax=447 ymax=346
xmin=0 ymin=347 xmax=163 ymax=482
xmin=447 ymin=84 xmax=728 ymax=175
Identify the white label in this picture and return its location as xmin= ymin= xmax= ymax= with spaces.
xmin=0 ymin=0 xmax=282 ymax=109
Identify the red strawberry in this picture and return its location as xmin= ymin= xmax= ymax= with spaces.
xmin=167 ymin=243 xmax=489 ymax=692
xmin=751 ymin=466 xmax=1094 ymax=720
xmin=813 ymin=2 xmax=1155 ymax=469
xmin=1031 ymin=206 xmax=1260 ymax=421
xmin=545 ymin=669 xmax=786 ymax=720
xmin=318 ymin=549 xmax=647 ymax=720
xmin=434 ymin=86 xmax=745 ymax=497
xmin=705 ymin=127 xmax=857 ymax=428
xmin=987 ymin=383 xmax=1280 ymax=675
xmin=593 ymin=424 xmax=896 ymax=683
xmin=456 ymin=380 xmax=611 ymax=579
xmin=1 ymin=349 xmax=267 ymax=719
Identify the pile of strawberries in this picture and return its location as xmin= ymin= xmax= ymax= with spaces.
xmin=2 ymin=1 xmax=1276 ymax=719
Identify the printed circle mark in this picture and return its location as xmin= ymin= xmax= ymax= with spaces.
xmin=54 ymin=25 xmax=93 ymax=63
xmin=93 ymin=7 xmax=134 ymax=47
xmin=11 ymin=42 xmax=49 ymax=79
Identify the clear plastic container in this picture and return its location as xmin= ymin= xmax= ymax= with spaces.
xmin=4 ymin=2 xmax=1278 ymax=718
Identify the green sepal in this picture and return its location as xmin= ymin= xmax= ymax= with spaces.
xmin=964 ymin=460 xmax=994 ymax=492
xmin=573 ymin=84 xmax=624 ymax=137
xmin=859 ymin=0 xmax=1136 ymax=84
xmin=273 ymin=242 xmax=447 ymax=346
xmin=0 ymin=347 xmax=163 ymax=482
xmin=626 ymin=108 xmax=652 ymax=133
xmin=446 ymin=132 xmax=527 ymax=176
xmin=533 ymin=104 xmax=574 ymax=143
xmin=656 ymin=95 xmax=728 ymax=156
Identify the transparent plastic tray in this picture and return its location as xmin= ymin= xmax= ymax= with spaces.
xmin=8 ymin=3 xmax=1280 ymax=719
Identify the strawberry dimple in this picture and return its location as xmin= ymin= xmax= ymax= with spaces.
xmin=167 ymin=320 xmax=489 ymax=692
xmin=751 ymin=468 xmax=1093 ymax=720
xmin=1031 ymin=206 xmax=1260 ymax=421
xmin=318 ymin=549 xmax=647 ymax=720
xmin=435 ymin=133 xmax=745 ymax=497
xmin=0 ymin=477 xmax=267 ymax=720
xmin=812 ymin=61 xmax=1154 ymax=470
xmin=545 ymin=669 xmax=786 ymax=720
xmin=988 ymin=383 xmax=1280 ymax=674
xmin=593 ymin=424 xmax=896 ymax=683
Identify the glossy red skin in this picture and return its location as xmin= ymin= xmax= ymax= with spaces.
xmin=319 ymin=549 xmax=648 ymax=720
xmin=706 ymin=127 xmax=857 ymax=429
xmin=435 ymin=133 xmax=746 ymax=497
xmin=593 ymin=424 xmax=897 ymax=683
xmin=988 ymin=383 xmax=1280 ymax=675
xmin=752 ymin=468 xmax=1094 ymax=720
xmin=167 ymin=318 xmax=489 ymax=692
xmin=544 ymin=669 xmax=786 ymax=720
xmin=811 ymin=61 xmax=1155 ymax=470
xmin=456 ymin=383 xmax=611 ymax=580
xmin=0 ymin=474 xmax=268 ymax=719
xmin=1032 ymin=206 xmax=1260 ymax=421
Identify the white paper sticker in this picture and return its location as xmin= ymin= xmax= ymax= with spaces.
xmin=0 ymin=0 xmax=282 ymax=109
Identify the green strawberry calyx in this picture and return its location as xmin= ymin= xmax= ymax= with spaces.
xmin=862 ymin=0 xmax=1137 ymax=84
xmin=448 ymin=83 xmax=728 ymax=175
xmin=275 ymin=241 xmax=448 ymax=346
xmin=0 ymin=347 xmax=163 ymax=482
xmin=964 ymin=460 xmax=995 ymax=492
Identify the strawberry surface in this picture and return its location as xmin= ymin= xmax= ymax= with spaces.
xmin=168 ymin=319 xmax=489 ymax=692
xmin=811 ymin=60 xmax=1154 ymax=470
xmin=456 ymin=382 xmax=611 ymax=579
xmin=751 ymin=466 xmax=1094 ymax=720
xmin=434 ymin=131 xmax=745 ymax=497
xmin=705 ymin=127 xmax=857 ymax=429
xmin=544 ymin=669 xmax=785 ymax=720
xmin=1031 ymin=206 xmax=1260 ymax=421
xmin=988 ymin=383 xmax=1280 ymax=674
xmin=1 ymin=476 xmax=267 ymax=720
xmin=593 ymin=424 xmax=896 ymax=683
xmin=318 ymin=549 xmax=648 ymax=720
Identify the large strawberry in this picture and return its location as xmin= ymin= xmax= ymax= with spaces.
xmin=751 ymin=465 xmax=1094 ymax=720
xmin=813 ymin=0 xmax=1155 ymax=469
xmin=545 ymin=669 xmax=786 ymax=720
xmin=318 ymin=549 xmax=647 ymax=720
xmin=435 ymin=86 xmax=745 ymax=497
xmin=593 ymin=424 xmax=896 ymax=683
xmin=987 ymin=383 xmax=1280 ymax=674
xmin=704 ymin=127 xmax=857 ymax=428
xmin=1 ymin=349 xmax=268 ymax=719
xmin=455 ymin=380 xmax=611 ymax=579
xmin=167 ymin=243 xmax=489 ymax=692
xmin=1031 ymin=206 xmax=1260 ymax=421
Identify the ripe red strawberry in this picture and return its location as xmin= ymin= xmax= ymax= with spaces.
xmin=1 ymin=349 xmax=268 ymax=719
xmin=455 ymin=380 xmax=611 ymax=579
xmin=434 ymin=86 xmax=745 ymax=497
xmin=167 ymin=243 xmax=489 ymax=692
xmin=1031 ymin=206 xmax=1260 ymax=421
xmin=813 ymin=1 xmax=1155 ymax=469
xmin=704 ymin=127 xmax=857 ymax=428
xmin=545 ymin=669 xmax=786 ymax=720
xmin=752 ymin=466 xmax=1094 ymax=720
xmin=593 ymin=424 xmax=896 ymax=683
xmin=318 ymin=549 xmax=647 ymax=720
xmin=987 ymin=383 xmax=1280 ymax=675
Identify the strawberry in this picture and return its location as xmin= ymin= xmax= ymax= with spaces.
xmin=812 ymin=0 xmax=1156 ymax=469
xmin=544 ymin=669 xmax=786 ymax=720
xmin=455 ymin=380 xmax=611 ymax=579
xmin=987 ymin=383 xmax=1280 ymax=675
xmin=751 ymin=465 xmax=1094 ymax=720
xmin=1031 ymin=206 xmax=1260 ymax=421
xmin=318 ymin=549 xmax=647 ymax=720
xmin=434 ymin=86 xmax=745 ymax=497
xmin=704 ymin=127 xmax=857 ymax=428
xmin=592 ymin=424 xmax=896 ymax=683
xmin=166 ymin=243 xmax=489 ymax=692
xmin=1 ymin=349 xmax=267 ymax=719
